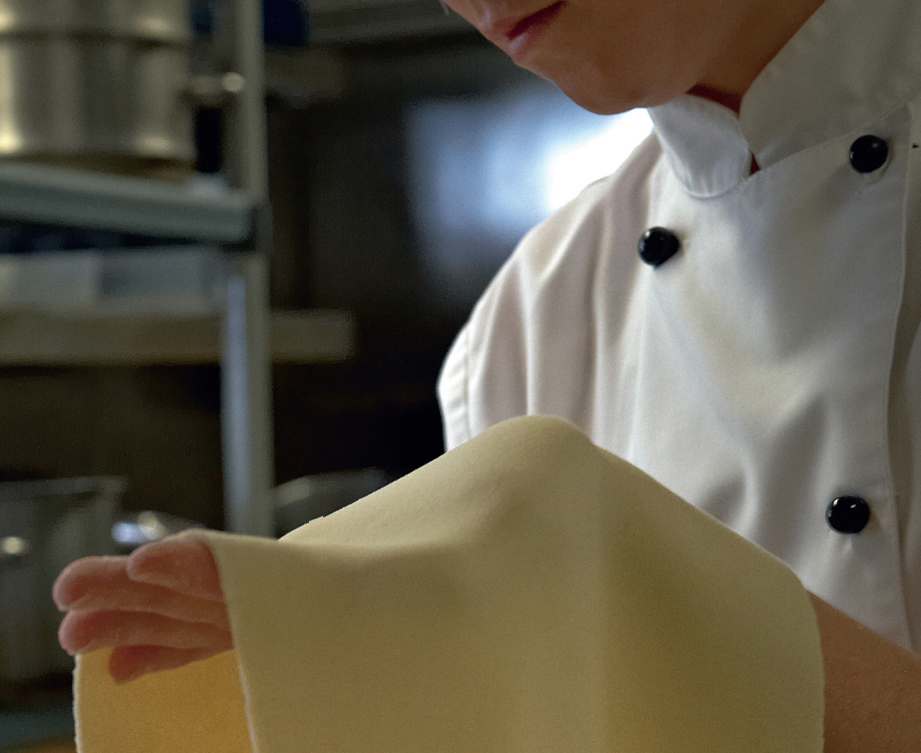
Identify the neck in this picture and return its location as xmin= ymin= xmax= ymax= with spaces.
xmin=687 ymin=84 xmax=743 ymax=114
xmin=692 ymin=0 xmax=827 ymax=115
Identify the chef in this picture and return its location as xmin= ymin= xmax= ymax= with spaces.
xmin=438 ymin=0 xmax=921 ymax=656
xmin=437 ymin=0 xmax=921 ymax=744
xmin=54 ymin=0 xmax=920 ymax=748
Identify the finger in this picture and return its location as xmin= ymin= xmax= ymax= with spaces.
xmin=53 ymin=556 xmax=130 ymax=610
xmin=107 ymin=645 xmax=231 ymax=684
xmin=59 ymin=609 xmax=233 ymax=656
xmin=58 ymin=572 xmax=228 ymax=629
xmin=126 ymin=535 xmax=224 ymax=602
xmin=53 ymin=556 xmax=228 ymax=630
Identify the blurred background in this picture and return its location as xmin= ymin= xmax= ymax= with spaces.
xmin=0 ymin=0 xmax=650 ymax=748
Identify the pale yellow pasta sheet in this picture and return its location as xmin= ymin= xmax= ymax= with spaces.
xmin=75 ymin=416 xmax=824 ymax=753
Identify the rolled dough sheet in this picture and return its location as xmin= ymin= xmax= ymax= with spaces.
xmin=74 ymin=415 xmax=824 ymax=752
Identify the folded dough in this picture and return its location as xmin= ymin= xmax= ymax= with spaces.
xmin=74 ymin=415 xmax=824 ymax=752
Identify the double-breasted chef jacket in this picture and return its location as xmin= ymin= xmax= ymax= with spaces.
xmin=438 ymin=0 xmax=921 ymax=651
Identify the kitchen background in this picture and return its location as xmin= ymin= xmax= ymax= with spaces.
xmin=0 ymin=0 xmax=650 ymax=749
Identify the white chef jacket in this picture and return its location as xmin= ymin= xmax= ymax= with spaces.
xmin=437 ymin=0 xmax=921 ymax=651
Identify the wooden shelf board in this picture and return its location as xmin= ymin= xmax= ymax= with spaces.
xmin=0 ymin=309 xmax=355 ymax=366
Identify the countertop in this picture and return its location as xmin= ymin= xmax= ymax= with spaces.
xmin=0 ymin=697 xmax=74 ymax=752
xmin=6 ymin=741 xmax=75 ymax=753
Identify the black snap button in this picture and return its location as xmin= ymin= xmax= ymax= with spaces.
xmin=849 ymin=135 xmax=889 ymax=174
xmin=826 ymin=496 xmax=871 ymax=534
xmin=638 ymin=227 xmax=681 ymax=267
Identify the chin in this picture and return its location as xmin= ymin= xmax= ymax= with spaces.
xmin=550 ymin=79 xmax=650 ymax=115
xmin=527 ymin=57 xmax=677 ymax=115
xmin=560 ymin=91 xmax=641 ymax=115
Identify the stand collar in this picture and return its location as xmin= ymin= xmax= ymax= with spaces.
xmin=647 ymin=0 xmax=921 ymax=197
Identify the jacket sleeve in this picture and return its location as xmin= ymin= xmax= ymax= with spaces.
xmin=437 ymin=322 xmax=473 ymax=451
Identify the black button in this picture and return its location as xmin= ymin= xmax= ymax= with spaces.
xmin=638 ymin=227 xmax=681 ymax=267
xmin=826 ymin=496 xmax=871 ymax=534
xmin=849 ymin=135 xmax=889 ymax=174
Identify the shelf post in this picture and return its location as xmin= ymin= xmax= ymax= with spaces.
xmin=217 ymin=0 xmax=275 ymax=536
xmin=221 ymin=248 xmax=274 ymax=536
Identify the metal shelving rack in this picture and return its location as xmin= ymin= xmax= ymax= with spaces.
xmin=0 ymin=0 xmax=342 ymax=538
xmin=0 ymin=161 xmax=253 ymax=241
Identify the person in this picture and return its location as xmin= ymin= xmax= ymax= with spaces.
xmin=54 ymin=0 xmax=921 ymax=749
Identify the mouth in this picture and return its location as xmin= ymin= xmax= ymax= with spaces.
xmin=484 ymin=0 xmax=565 ymax=54
xmin=503 ymin=0 xmax=565 ymax=42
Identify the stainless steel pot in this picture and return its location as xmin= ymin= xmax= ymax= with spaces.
xmin=0 ymin=0 xmax=193 ymax=171
xmin=0 ymin=477 xmax=123 ymax=684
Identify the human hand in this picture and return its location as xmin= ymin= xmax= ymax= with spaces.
xmin=53 ymin=534 xmax=232 ymax=683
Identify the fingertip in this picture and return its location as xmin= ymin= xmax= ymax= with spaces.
xmin=107 ymin=645 xmax=175 ymax=684
xmin=109 ymin=663 xmax=139 ymax=685
xmin=51 ymin=582 xmax=72 ymax=612
xmin=52 ymin=561 xmax=83 ymax=610
xmin=53 ymin=555 xmax=130 ymax=610
xmin=108 ymin=654 xmax=138 ymax=684
xmin=57 ymin=612 xmax=83 ymax=656
xmin=108 ymin=644 xmax=229 ymax=683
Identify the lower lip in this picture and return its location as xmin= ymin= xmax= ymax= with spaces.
xmin=505 ymin=1 xmax=564 ymax=61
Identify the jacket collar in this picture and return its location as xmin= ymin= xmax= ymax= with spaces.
xmin=647 ymin=0 xmax=921 ymax=197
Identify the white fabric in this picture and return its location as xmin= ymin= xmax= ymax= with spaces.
xmin=74 ymin=417 xmax=824 ymax=753
xmin=438 ymin=0 xmax=921 ymax=651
